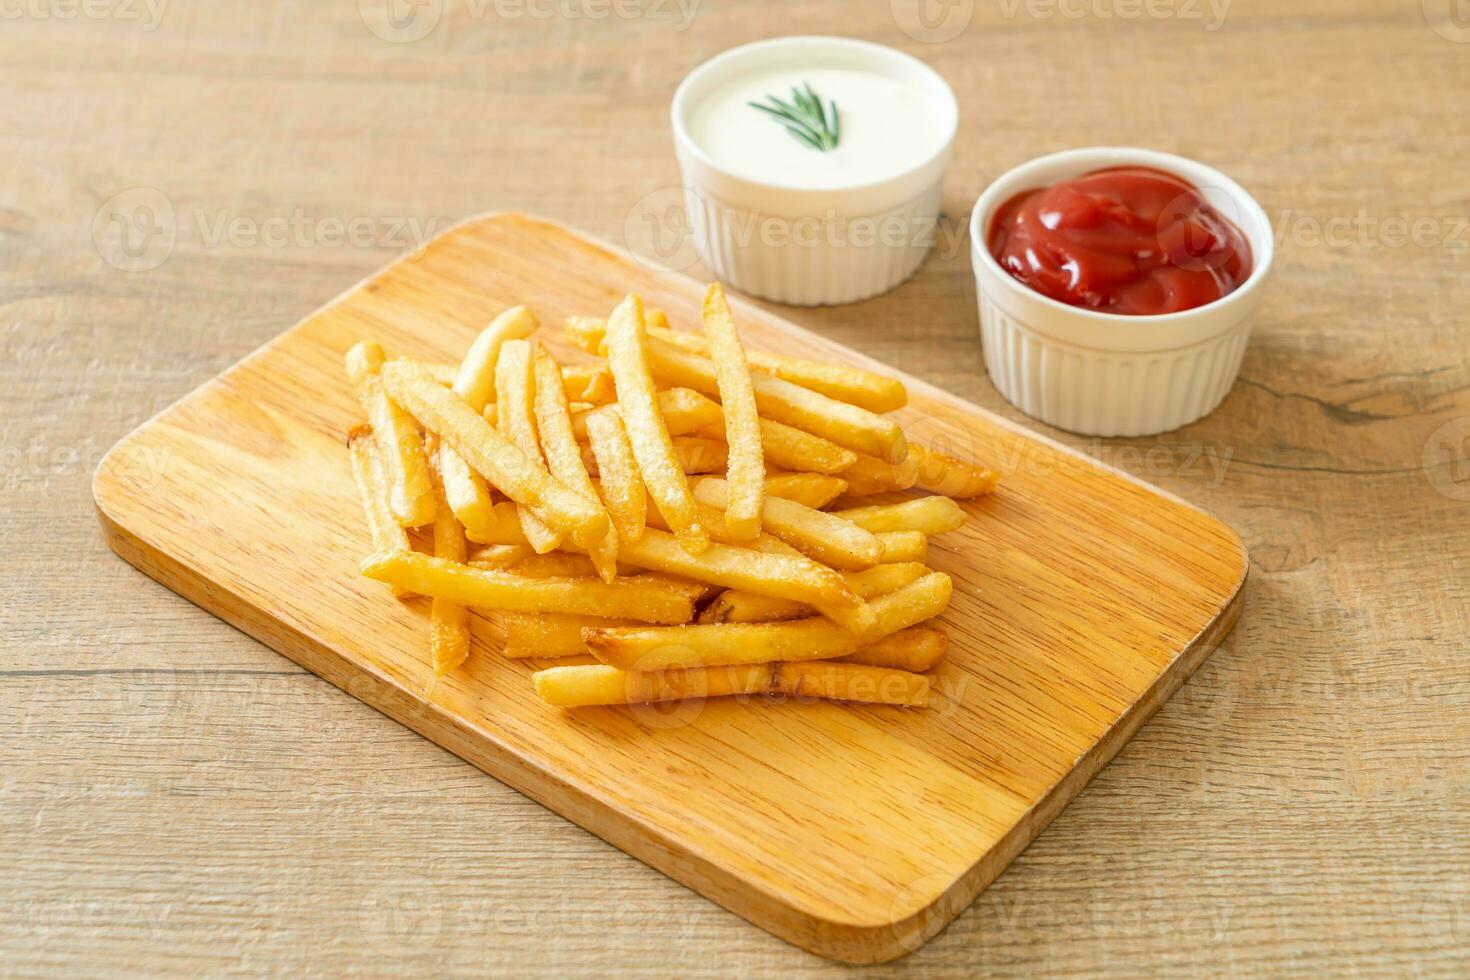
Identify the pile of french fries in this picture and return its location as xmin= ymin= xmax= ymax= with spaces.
xmin=344 ymin=284 xmax=997 ymax=711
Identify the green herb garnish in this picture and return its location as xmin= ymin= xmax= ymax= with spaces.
xmin=748 ymin=82 xmax=840 ymax=153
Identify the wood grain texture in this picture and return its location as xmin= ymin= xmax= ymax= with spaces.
xmin=92 ymin=213 xmax=1246 ymax=962
xmin=4 ymin=2 xmax=1469 ymax=975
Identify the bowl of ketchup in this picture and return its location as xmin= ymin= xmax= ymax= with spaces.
xmin=969 ymin=147 xmax=1273 ymax=437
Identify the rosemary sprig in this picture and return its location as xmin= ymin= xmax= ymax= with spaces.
xmin=748 ymin=82 xmax=840 ymax=152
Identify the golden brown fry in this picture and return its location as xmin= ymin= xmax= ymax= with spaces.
xmin=504 ymin=613 xmax=641 ymax=658
xmin=581 ymin=436 xmax=725 ymax=477
xmin=564 ymin=315 xmax=908 ymax=413
xmin=360 ymin=550 xmax=695 ymax=624
xmin=438 ymin=306 xmax=539 ymax=536
xmin=496 ymin=339 xmax=564 ymax=554
xmin=583 ymin=409 xmax=647 ymax=544
xmin=640 ymin=336 xmax=907 ymax=462
xmin=379 ymin=361 xmax=609 ymax=550
xmin=531 ymin=661 xmax=926 ymax=707
xmin=428 ymin=448 xmax=471 ymax=675
xmin=751 ymin=418 xmax=859 ymax=474
xmin=347 ymin=426 xmax=412 ymax=599
xmin=841 ymin=449 xmax=920 ymax=497
xmin=345 ymin=341 xmax=435 ymax=526
xmin=773 ymin=661 xmax=929 ymax=707
xmin=570 ymin=388 xmax=721 ymax=441
xmin=835 ymin=496 xmax=965 ymax=535
xmin=584 ymin=571 xmax=950 ymax=671
xmin=701 ymin=283 xmax=764 ymax=539
xmin=690 ymin=477 xmax=882 ymax=571
xmin=455 ymin=306 xmax=538 ymax=408
xmin=559 ymin=363 xmax=617 ymax=405
xmin=576 ymin=389 xmax=852 ymax=475
xmin=532 ymin=343 xmax=618 ymax=581
xmin=613 ymin=527 xmax=858 ymax=612
xmin=910 ymin=443 xmax=1000 ymax=498
xmin=468 ymin=543 xmax=535 ymax=567
xmin=604 ymin=295 xmax=709 ymax=554
xmin=437 ymin=447 xmax=495 ymax=543
xmin=533 ymin=663 xmax=771 ymax=708
xmin=834 ymin=624 xmax=948 ymax=672
xmin=510 ymin=553 xmax=601 ymax=578
xmin=463 ymin=501 xmax=531 ymax=547
xmin=877 ymin=531 xmax=928 ymax=563
xmin=699 ymin=562 xmax=928 ymax=624
xmin=762 ymin=473 xmax=849 ymax=510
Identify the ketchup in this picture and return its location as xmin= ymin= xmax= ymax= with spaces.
xmin=987 ymin=166 xmax=1252 ymax=316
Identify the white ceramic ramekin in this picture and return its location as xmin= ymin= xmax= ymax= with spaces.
xmin=970 ymin=147 xmax=1274 ymax=437
xmin=672 ymin=37 xmax=957 ymax=306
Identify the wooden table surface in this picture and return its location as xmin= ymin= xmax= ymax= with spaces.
xmin=3 ymin=2 xmax=1467 ymax=976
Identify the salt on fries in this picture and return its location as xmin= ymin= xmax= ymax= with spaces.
xmin=343 ymin=289 xmax=996 ymax=712
xmin=345 ymin=341 xmax=435 ymax=526
xmin=604 ymin=295 xmax=710 ymax=555
xmin=439 ymin=306 xmax=538 ymax=539
xmin=700 ymin=283 xmax=763 ymax=540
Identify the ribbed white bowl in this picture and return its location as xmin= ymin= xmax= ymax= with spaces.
xmin=969 ymin=147 xmax=1274 ymax=437
xmin=683 ymin=183 xmax=942 ymax=306
xmin=672 ymin=37 xmax=956 ymax=307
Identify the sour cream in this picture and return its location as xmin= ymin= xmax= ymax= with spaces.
xmin=686 ymin=67 xmax=946 ymax=191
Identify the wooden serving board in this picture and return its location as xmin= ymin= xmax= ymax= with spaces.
xmin=93 ymin=213 xmax=1246 ymax=963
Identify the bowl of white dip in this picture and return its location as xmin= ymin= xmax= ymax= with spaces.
xmin=672 ymin=37 xmax=957 ymax=306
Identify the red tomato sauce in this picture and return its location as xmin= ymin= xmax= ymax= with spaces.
xmin=987 ymin=166 xmax=1252 ymax=316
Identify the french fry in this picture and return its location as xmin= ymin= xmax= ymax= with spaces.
xmin=910 ymin=443 xmax=1000 ymax=498
xmin=380 ymin=361 xmax=609 ymax=550
xmin=345 ymin=341 xmax=435 ymax=526
xmin=581 ymin=436 xmax=726 ymax=477
xmin=437 ymin=447 xmax=495 ymax=543
xmin=347 ymin=426 xmax=412 ymax=598
xmin=360 ymin=551 xmax=696 ymax=624
xmin=877 ymin=531 xmax=928 ymax=563
xmin=574 ymin=389 xmax=852 ymax=475
xmin=841 ymin=450 xmax=920 ymax=497
xmin=533 ymin=663 xmax=772 ymax=708
xmin=633 ymin=503 xmax=876 ymax=635
xmin=559 ymin=363 xmax=616 ymax=405
xmin=604 ymin=295 xmax=709 ymax=555
xmin=428 ymin=447 xmax=471 ymax=675
xmin=834 ymin=624 xmax=949 ymax=672
xmin=762 ymin=473 xmax=849 ymax=510
xmin=455 ymin=306 xmax=538 ymax=408
xmin=613 ymin=527 xmax=859 ymax=612
xmin=463 ymin=501 xmax=530 ymax=547
xmin=510 ymin=553 xmax=602 ymax=578
xmin=749 ymin=418 xmax=859 ymax=474
xmin=565 ymin=316 xmax=908 ymax=413
xmin=699 ymin=562 xmax=929 ymax=624
xmin=570 ymin=388 xmax=721 ymax=442
xmin=468 ymin=543 xmax=535 ymax=567
xmin=532 ymin=343 xmax=618 ymax=580
xmin=690 ymin=477 xmax=883 ymax=571
xmin=640 ymin=336 xmax=907 ymax=462
xmin=504 ymin=613 xmax=641 ymax=658
xmin=701 ymin=283 xmax=764 ymax=540
xmin=773 ymin=661 xmax=929 ymax=707
xmin=584 ymin=571 xmax=951 ymax=671
xmin=531 ymin=661 xmax=926 ymax=707
xmin=835 ymin=496 xmax=965 ymax=535
xmin=496 ymin=339 xmax=564 ymax=554
xmin=584 ymin=409 xmax=646 ymax=544
xmin=510 ymin=552 xmax=709 ymax=606
xmin=438 ymin=306 xmax=539 ymax=537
